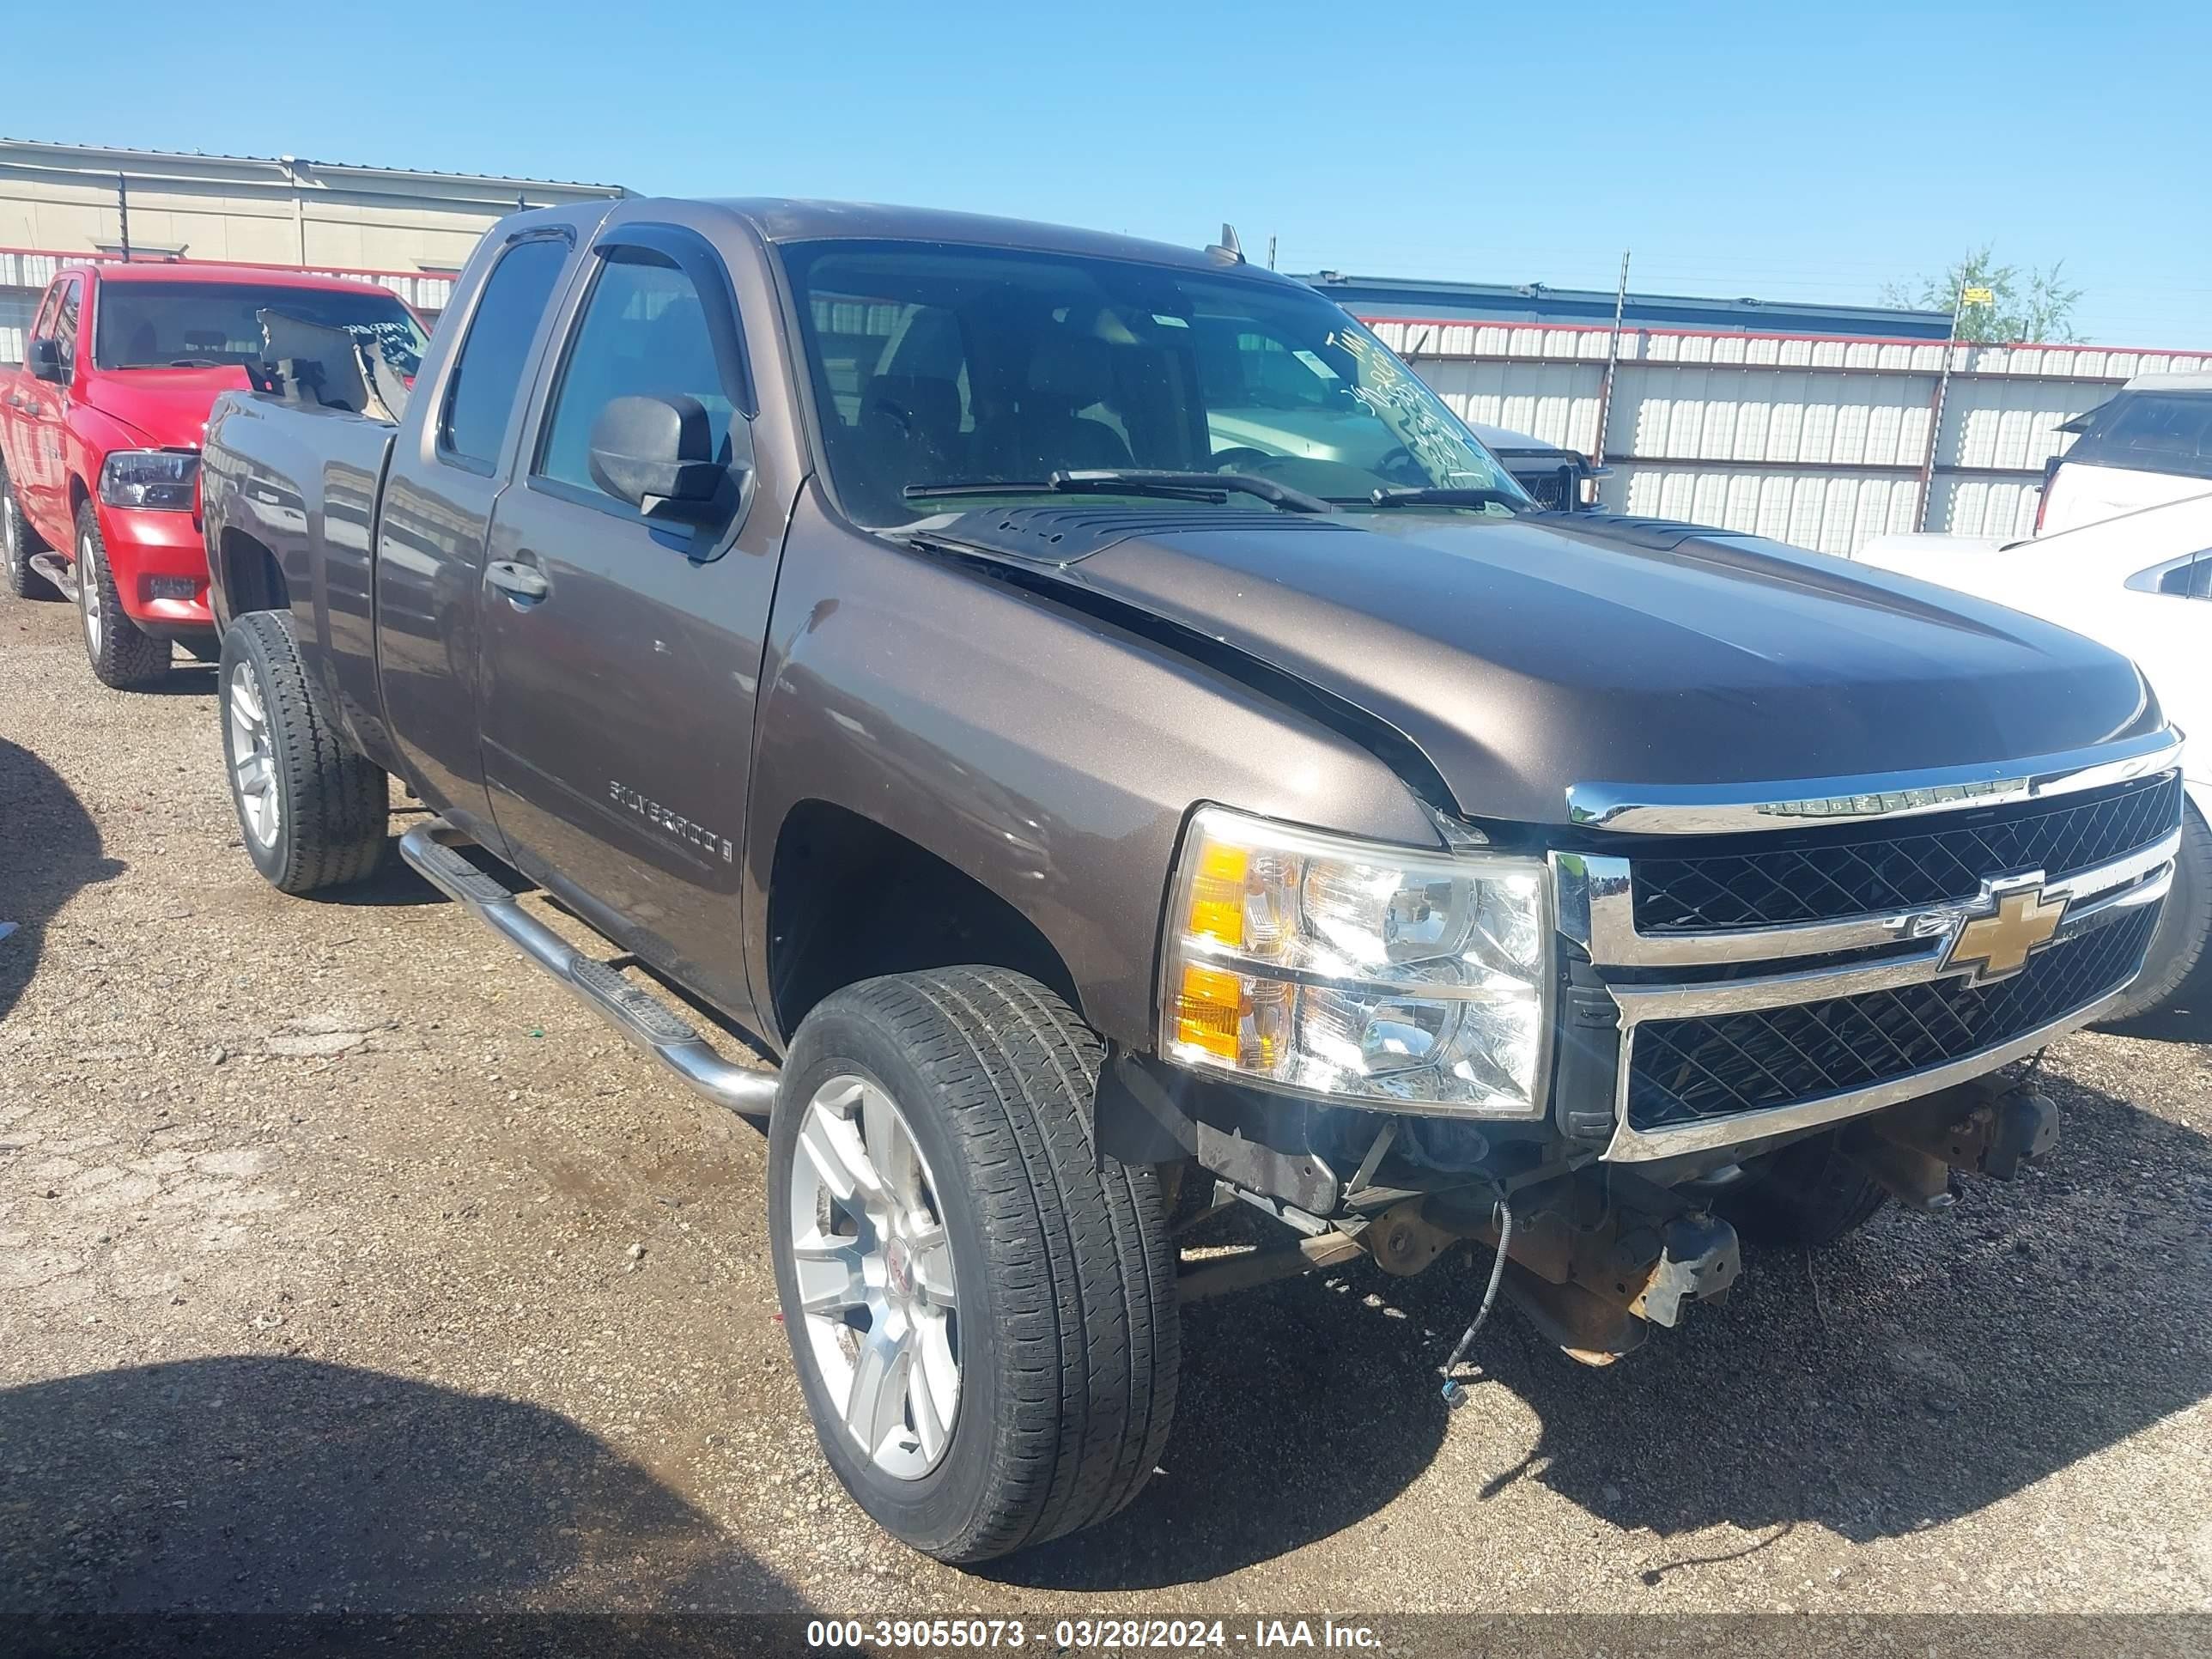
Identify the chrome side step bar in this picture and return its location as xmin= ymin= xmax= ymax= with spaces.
xmin=27 ymin=551 xmax=77 ymax=602
xmin=398 ymin=821 xmax=778 ymax=1119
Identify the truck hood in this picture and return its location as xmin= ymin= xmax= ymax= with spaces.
xmin=978 ymin=510 xmax=2160 ymax=829
xmin=81 ymin=367 xmax=255 ymax=449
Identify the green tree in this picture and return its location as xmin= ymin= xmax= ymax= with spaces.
xmin=1881 ymin=246 xmax=2085 ymax=343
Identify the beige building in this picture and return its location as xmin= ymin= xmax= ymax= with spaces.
xmin=1 ymin=137 xmax=628 ymax=359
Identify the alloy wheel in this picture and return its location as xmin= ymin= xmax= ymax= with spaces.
xmin=78 ymin=532 xmax=101 ymax=654
xmin=787 ymin=1073 xmax=961 ymax=1480
xmin=228 ymin=663 xmax=281 ymax=848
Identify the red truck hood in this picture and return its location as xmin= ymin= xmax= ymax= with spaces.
xmin=81 ymin=367 xmax=255 ymax=448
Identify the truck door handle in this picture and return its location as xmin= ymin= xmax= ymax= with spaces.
xmin=486 ymin=560 xmax=550 ymax=604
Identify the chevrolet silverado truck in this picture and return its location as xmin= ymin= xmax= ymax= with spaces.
xmin=198 ymin=198 xmax=2184 ymax=1565
xmin=0 ymin=259 xmax=426 ymax=688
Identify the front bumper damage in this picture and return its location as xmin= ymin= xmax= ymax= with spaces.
xmin=1123 ymin=1059 xmax=2065 ymax=1359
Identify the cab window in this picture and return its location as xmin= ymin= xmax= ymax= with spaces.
xmin=439 ymin=236 xmax=571 ymax=470
xmin=535 ymin=248 xmax=738 ymax=504
xmin=51 ymin=278 xmax=82 ymax=381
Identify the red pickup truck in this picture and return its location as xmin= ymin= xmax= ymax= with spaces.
xmin=0 ymin=260 xmax=426 ymax=688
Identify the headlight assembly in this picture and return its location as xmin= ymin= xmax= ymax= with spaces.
xmin=99 ymin=449 xmax=201 ymax=512
xmin=1159 ymin=805 xmax=1553 ymax=1116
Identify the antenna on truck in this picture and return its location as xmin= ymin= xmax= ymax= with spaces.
xmin=1206 ymin=222 xmax=1245 ymax=265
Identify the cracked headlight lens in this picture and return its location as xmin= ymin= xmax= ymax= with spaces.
xmin=1159 ymin=805 xmax=1552 ymax=1115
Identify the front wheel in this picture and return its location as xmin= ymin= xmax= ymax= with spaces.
xmin=76 ymin=501 xmax=170 ymax=689
xmin=769 ymin=969 xmax=1179 ymax=1564
xmin=218 ymin=610 xmax=389 ymax=894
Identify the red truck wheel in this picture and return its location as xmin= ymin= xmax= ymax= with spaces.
xmin=769 ymin=968 xmax=1180 ymax=1563
xmin=2 ymin=460 xmax=58 ymax=601
xmin=75 ymin=501 xmax=171 ymax=689
xmin=218 ymin=610 xmax=390 ymax=894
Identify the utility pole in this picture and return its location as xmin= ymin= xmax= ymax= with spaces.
xmin=1915 ymin=276 xmax=1989 ymax=532
xmin=1590 ymin=250 xmax=1630 ymax=478
xmin=115 ymin=173 xmax=131 ymax=261
xmin=1267 ymin=234 xmax=1277 ymax=271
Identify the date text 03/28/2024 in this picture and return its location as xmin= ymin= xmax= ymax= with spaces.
xmin=805 ymin=1617 xmax=1382 ymax=1650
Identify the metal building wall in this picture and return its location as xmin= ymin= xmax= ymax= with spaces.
xmin=1371 ymin=319 xmax=2212 ymax=556
xmin=0 ymin=139 xmax=623 ymax=366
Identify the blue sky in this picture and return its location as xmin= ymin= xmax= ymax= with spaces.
xmin=14 ymin=1 xmax=2209 ymax=346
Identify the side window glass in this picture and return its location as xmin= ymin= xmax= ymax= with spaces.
xmin=2147 ymin=550 xmax=2212 ymax=599
xmin=28 ymin=284 xmax=61 ymax=343
xmin=52 ymin=281 xmax=81 ymax=380
xmin=535 ymin=249 xmax=736 ymax=501
xmin=439 ymin=237 xmax=570 ymax=468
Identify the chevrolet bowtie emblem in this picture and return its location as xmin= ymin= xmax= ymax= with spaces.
xmin=1943 ymin=873 xmax=2067 ymax=984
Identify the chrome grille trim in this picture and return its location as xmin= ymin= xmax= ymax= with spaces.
xmin=1558 ymin=825 xmax=2180 ymax=969
xmin=1565 ymin=731 xmax=2182 ymax=836
xmin=1543 ymin=741 xmax=2184 ymax=1164
xmin=1595 ymin=867 xmax=2167 ymax=1163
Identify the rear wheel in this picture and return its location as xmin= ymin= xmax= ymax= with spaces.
xmin=2093 ymin=801 xmax=2212 ymax=1024
xmin=1721 ymin=1129 xmax=1889 ymax=1248
xmin=76 ymin=501 xmax=170 ymax=689
xmin=3 ymin=459 xmax=58 ymax=600
xmin=769 ymin=968 xmax=1179 ymax=1563
xmin=219 ymin=609 xmax=388 ymax=894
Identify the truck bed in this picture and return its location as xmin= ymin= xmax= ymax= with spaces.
xmin=200 ymin=391 xmax=402 ymax=761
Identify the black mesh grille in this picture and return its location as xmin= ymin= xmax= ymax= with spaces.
xmin=1626 ymin=903 xmax=2156 ymax=1130
xmin=1632 ymin=775 xmax=2179 ymax=933
xmin=1511 ymin=464 xmax=1578 ymax=511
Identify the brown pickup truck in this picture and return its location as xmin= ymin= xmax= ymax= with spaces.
xmin=198 ymin=197 xmax=2183 ymax=1564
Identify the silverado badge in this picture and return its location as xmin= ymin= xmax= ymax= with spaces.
xmin=1943 ymin=873 xmax=2067 ymax=984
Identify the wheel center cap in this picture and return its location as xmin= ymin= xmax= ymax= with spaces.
xmin=884 ymin=1238 xmax=913 ymax=1300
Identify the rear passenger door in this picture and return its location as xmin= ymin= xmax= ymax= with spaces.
xmin=1 ymin=282 xmax=60 ymax=519
xmin=375 ymin=228 xmax=580 ymax=846
xmin=475 ymin=222 xmax=782 ymax=1018
xmin=17 ymin=276 xmax=80 ymax=542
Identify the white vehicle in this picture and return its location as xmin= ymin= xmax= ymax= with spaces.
xmin=2035 ymin=374 xmax=2212 ymax=536
xmin=1856 ymin=492 xmax=2212 ymax=1018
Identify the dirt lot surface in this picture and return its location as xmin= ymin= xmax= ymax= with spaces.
xmin=3 ymin=585 xmax=2210 ymax=1633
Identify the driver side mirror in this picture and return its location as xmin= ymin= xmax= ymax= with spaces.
xmin=27 ymin=337 xmax=65 ymax=385
xmin=587 ymin=394 xmax=728 ymax=521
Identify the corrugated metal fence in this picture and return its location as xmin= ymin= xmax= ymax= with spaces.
xmin=1369 ymin=318 xmax=2212 ymax=553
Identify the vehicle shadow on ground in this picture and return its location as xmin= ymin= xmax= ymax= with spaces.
xmin=0 ymin=737 xmax=125 ymax=1024
xmin=136 ymin=660 xmax=219 ymax=697
xmin=1002 ymin=1072 xmax=2210 ymax=1589
xmin=0 ymin=1355 xmax=811 ymax=1632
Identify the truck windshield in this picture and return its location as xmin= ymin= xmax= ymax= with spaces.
xmin=94 ymin=281 xmax=428 ymax=381
xmin=781 ymin=239 xmax=1529 ymax=527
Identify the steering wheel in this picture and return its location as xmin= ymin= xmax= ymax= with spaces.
xmin=1209 ymin=447 xmax=1277 ymax=475
xmin=1372 ymin=446 xmax=1426 ymax=487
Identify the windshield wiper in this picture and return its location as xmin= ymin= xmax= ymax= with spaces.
xmin=904 ymin=468 xmax=1334 ymax=515
xmin=1338 ymin=486 xmax=1527 ymax=512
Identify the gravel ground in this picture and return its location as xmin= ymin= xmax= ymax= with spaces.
xmin=3 ymin=583 xmax=2210 ymax=1631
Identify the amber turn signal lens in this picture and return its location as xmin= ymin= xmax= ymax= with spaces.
xmin=1186 ymin=841 xmax=1249 ymax=949
xmin=1173 ymin=963 xmax=1246 ymax=1061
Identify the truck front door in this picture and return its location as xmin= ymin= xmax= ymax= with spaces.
xmin=476 ymin=223 xmax=781 ymax=1019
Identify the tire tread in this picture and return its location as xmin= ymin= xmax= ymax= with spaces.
xmin=800 ymin=968 xmax=1178 ymax=1562
xmin=222 ymin=610 xmax=387 ymax=893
